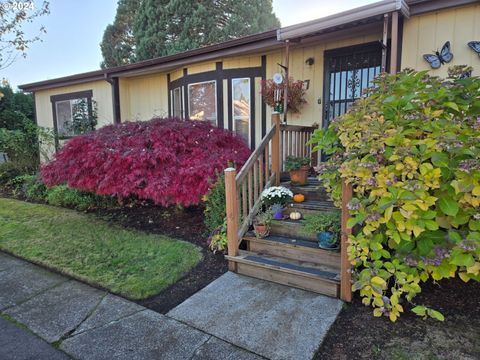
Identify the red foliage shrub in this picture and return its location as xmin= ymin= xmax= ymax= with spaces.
xmin=41 ymin=118 xmax=251 ymax=206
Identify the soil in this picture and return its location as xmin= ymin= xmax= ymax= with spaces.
xmin=92 ymin=204 xmax=228 ymax=314
xmin=316 ymin=277 xmax=480 ymax=360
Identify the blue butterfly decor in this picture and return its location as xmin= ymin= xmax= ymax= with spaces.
xmin=468 ymin=41 xmax=480 ymax=56
xmin=423 ymin=41 xmax=453 ymax=69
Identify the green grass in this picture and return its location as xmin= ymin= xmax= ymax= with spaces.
xmin=0 ymin=198 xmax=202 ymax=300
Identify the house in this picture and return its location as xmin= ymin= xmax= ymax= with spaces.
xmin=20 ymin=0 xmax=480 ymax=151
xmin=19 ymin=0 xmax=480 ymax=299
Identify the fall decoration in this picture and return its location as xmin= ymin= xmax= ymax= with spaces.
xmin=293 ymin=194 xmax=305 ymax=203
xmin=260 ymin=77 xmax=307 ymax=114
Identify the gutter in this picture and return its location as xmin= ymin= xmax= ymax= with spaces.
xmin=277 ymin=0 xmax=410 ymax=41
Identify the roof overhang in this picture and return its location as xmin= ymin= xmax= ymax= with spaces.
xmin=277 ymin=0 xmax=410 ymax=41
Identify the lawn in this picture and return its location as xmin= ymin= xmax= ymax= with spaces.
xmin=0 ymin=198 xmax=202 ymax=300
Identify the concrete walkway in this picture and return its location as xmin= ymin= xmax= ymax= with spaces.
xmin=0 ymin=252 xmax=342 ymax=360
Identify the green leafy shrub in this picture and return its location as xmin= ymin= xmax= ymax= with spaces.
xmin=204 ymin=173 xmax=226 ymax=233
xmin=46 ymin=185 xmax=113 ymax=211
xmin=301 ymin=211 xmax=341 ymax=236
xmin=0 ymin=162 xmax=27 ymax=185
xmin=311 ymin=67 xmax=480 ymax=321
xmin=208 ymin=219 xmax=228 ymax=253
xmin=21 ymin=175 xmax=47 ymax=201
xmin=284 ymin=156 xmax=310 ymax=171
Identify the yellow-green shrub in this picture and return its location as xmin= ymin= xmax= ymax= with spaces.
xmin=311 ymin=66 xmax=480 ymax=321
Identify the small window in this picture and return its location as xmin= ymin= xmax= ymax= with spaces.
xmin=232 ymin=78 xmax=251 ymax=145
xmin=173 ymin=87 xmax=183 ymax=118
xmin=188 ymin=80 xmax=217 ymax=125
xmin=55 ymin=98 xmax=90 ymax=137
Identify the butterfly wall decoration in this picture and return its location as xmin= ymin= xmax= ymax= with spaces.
xmin=423 ymin=41 xmax=453 ymax=69
xmin=468 ymin=41 xmax=480 ymax=56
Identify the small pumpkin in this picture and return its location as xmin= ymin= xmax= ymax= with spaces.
xmin=290 ymin=211 xmax=302 ymax=220
xmin=293 ymin=194 xmax=305 ymax=203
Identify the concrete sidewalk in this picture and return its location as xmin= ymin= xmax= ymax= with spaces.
xmin=0 ymin=252 xmax=342 ymax=360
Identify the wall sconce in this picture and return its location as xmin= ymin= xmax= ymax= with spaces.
xmin=305 ymin=57 xmax=314 ymax=66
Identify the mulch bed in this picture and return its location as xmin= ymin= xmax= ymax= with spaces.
xmin=317 ymin=276 xmax=480 ymax=360
xmin=92 ymin=204 xmax=227 ymax=314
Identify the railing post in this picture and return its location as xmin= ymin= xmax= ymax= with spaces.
xmin=271 ymin=112 xmax=281 ymax=186
xmin=224 ymin=167 xmax=239 ymax=272
xmin=341 ymin=180 xmax=353 ymax=302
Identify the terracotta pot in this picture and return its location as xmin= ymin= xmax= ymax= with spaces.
xmin=254 ymin=224 xmax=269 ymax=238
xmin=289 ymin=166 xmax=309 ymax=185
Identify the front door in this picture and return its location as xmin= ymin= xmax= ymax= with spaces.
xmin=323 ymin=42 xmax=382 ymax=127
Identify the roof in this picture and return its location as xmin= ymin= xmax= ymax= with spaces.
xmin=277 ymin=0 xmax=409 ymax=41
xmin=19 ymin=30 xmax=279 ymax=92
xmin=19 ymin=0 xmax=478 ymax=92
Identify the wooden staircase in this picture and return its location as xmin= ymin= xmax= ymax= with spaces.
xmin=223 ymin=113 xmax=353 ymax=302
xmin=226 ymin=177 xmax=342 ymax=297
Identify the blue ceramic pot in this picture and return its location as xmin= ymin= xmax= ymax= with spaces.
xmin=317 ymin=231 xmax=338 ymax=249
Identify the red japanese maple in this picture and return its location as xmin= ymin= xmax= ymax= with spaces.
xmin=41 ymin=118 xmax=251 ymax=206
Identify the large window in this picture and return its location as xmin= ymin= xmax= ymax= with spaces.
xmin=55 ymin=98 xmax=90 ymax=137
xmin=173 ymin=87 xmax=183 ymax=118
xmin=51 ymin=90 xmax=94 ymax=138
xmin=188 ymin=80 xmax=217 ymax=124
xmin=232 ymin=78 xmax=250 ymax=145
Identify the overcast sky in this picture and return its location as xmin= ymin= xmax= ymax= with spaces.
xmin=1 ymin=0 xmax=377 ymax=89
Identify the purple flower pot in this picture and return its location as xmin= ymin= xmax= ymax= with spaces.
xmin=273 ymin=208 xmax=283 ymax=220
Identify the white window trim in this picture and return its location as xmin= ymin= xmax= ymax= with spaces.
xmin=231 ymin=77 xmax=251 ymax=147
xmin=187 ymin=80 xmax=217 ymax=125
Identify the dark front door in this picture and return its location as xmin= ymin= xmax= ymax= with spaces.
xmin=323 ymin=42 xmax=382 ymax=127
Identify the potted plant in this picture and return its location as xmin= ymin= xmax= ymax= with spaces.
xmin=285 ymin=156 xmax=310 ymax=185
xmin=260 ymin=186 xmax=293 ymax=207
xmin=272 ymin=203 xmax=284 ymax=220
xmin=301 ymin=211 xmax=341 ymax=250
xmin=253 ymin=209 xmax=272 ymax=238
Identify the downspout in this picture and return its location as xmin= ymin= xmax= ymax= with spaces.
xmin=283 ymin=40 xmax=290 ymax=124
xmin=390 ymin=11 xmax=400 ymax=73
xmin=105 ymin=74 xmax=121 ymax=124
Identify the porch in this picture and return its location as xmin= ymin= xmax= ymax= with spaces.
xmin=223 ymin=113 xmax=353 ymax=301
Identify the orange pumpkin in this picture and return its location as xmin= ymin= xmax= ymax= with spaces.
xmin=293 ymin=194 xmax=305 ymax=203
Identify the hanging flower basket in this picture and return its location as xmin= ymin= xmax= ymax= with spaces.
xmin=260 ymin=77 xmax=307 ymax=114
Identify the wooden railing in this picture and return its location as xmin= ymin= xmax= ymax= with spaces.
xmin=279 ymin=124 xmax=318 ymax=171
xmin=224 ymin=113 xmax=281 ymax=271
xmin=224 ymin=113 xmax=352 ymax=302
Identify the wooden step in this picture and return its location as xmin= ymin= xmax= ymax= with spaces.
xmin=284 ymin=200 xmax=337 ymax=216
xmin=244 ymin=234 xmax=340 ymax=269
xmin=226 ymin=251 xmax=340 ymax=297
xmin=281 ymin=177 xmax=330 ymax=202
xmin=269 ymin=219 xmax=317 ymax=241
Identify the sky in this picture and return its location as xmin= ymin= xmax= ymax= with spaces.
xmin=1 ymin=0 xmax=378 ymax=90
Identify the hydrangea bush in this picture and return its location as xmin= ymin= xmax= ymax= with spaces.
xmin=311 ymin=67 xmax=480 ymax=321
xmin=41 ymin=118 xmax=251 ymax=207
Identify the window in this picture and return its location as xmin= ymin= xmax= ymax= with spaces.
xmin=173 ymin=87 xmax=183 ymax=118
xmin=188 ymin=80 xmax=217 ymax=124
xmin=55 ymin=98 xmax=91 ymax=137
xmin=51 ymin=90 xmax=95 ymax=138
xmin=232 ymin=78 xmax=250 ymax=145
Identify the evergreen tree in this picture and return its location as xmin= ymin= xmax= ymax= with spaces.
xmin=133 ymin=0 xmax=280 ymax=61
xmin=100 ymin=0 xmax=138 ymax=68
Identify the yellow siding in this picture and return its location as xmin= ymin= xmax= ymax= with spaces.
xmin=187 ymin=61 xmax=216 ymax=74
xmin=265 ymin=33 xmax=380 ymax=128
xmin=34 ymin=80 xmax=113 ymax=130
xmin=401 ymin=3 xmax=480 ymax=77
xmin=170 ymin=69 xmax=184 ymax=81
xmin=120 ymin=73 xmax=169 ymax=121
xmin=223 ymin=55 xmax=262 ymax=69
